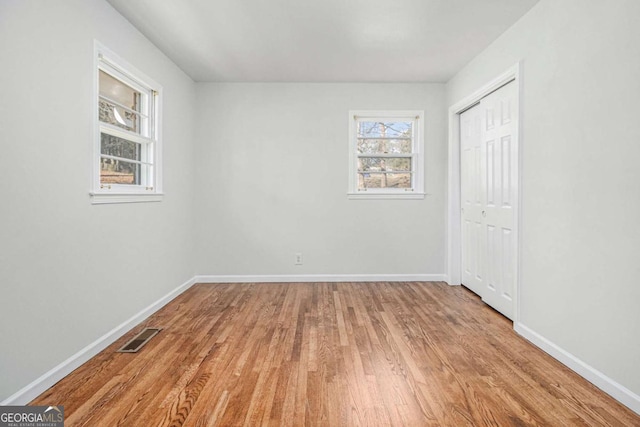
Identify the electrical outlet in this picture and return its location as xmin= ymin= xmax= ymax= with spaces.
xmin=294 ymin=253 xmax=303 ymax=265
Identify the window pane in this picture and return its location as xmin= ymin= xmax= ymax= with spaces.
xmin=357 ymin=157 xmax=411 ymax=172
xmin=357 ymin=121 xmax=412 ymax=138
xmin=358 ymin=173 xmax=411 ymax=189
xmin=99 ymin=70 xmax=141 ymax=133
xmin=99 ymin=71 xmax=140 ymax=111
xmin=98 ymin=99 xmax=140 ymax=132
xmin=100 ymin=158 xmax=140 ymax=185
xmin=357 ymin=138 xmax=411 ymax=154
xmin=101 ymin=133 xmax=141 ymax=162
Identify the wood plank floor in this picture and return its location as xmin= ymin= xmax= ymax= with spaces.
xmin=32 ymin=282 xmax=639 ymax=426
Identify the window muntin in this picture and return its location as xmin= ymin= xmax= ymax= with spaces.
xmin=349 ymin=111 xmax=424 ymax=199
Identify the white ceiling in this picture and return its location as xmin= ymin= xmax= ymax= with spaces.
xmin=107 ymin=0 xmax=539 ymax=83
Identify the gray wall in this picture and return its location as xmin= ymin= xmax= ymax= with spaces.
xmin=0 ymin=0 xmax=196 ymax=400
xmin=447 ymin=0 xmax=640 ymax=396
xmin=193 ymin=83 xmax=447 ymax=277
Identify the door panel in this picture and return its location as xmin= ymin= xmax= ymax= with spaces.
xmin=460 ymin=81 xmax=517 ymax=320
xmin=481 ymin=81 xmax=517 ymax=319
xmin=460 ymin=104 xmax=483 ymax=296
xmin=487 ymin=138 xmax=496 ymax=206
xmin=486 ymin=224 xmax=497 ymax=291
xmin=501 ymin=135 xmax=512 ymax=207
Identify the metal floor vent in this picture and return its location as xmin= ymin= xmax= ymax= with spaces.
xmin=117 ymin=328 xmax=162 ymax=353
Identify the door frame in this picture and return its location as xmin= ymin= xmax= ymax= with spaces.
xmin=446 ymin=62 xmax=523 ymax=323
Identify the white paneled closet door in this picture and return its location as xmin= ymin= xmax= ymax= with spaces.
xmin=460 ymin=80 xmax=518 ymax=320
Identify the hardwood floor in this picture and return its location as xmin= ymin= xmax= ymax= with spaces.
xmin=32 ymin=282 xmax=639 ymax=426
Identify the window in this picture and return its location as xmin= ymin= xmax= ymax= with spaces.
xmin=348 ymin=111 xmax=424 ymax=199
xmin=91 ymin=42 xmax=162 ymax=204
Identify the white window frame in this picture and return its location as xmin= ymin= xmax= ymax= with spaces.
xmin=91 ymin=41 xmax=163 ymax=204
xmin=348 ymin=110 xmax=425 ymax=200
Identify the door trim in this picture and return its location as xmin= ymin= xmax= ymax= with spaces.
xmin=446 ymin=62 xmax=523 ymax=323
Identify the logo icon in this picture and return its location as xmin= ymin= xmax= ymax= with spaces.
xmin=0 ymin=405 xmax=64 ymax=427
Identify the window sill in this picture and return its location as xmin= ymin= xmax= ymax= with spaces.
xmin=347 ymin=192 xmax=425 ymax=200
xmin=90 ymin=192 xmax=164 ymax=204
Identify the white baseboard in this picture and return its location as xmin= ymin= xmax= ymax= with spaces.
xmin=1 ymin=276 xmax=197 ymax=406
xmin=195 ymin=274 xmax=447 ymax=283
xmin=514 ymin=322 xmax=640 ymax=415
